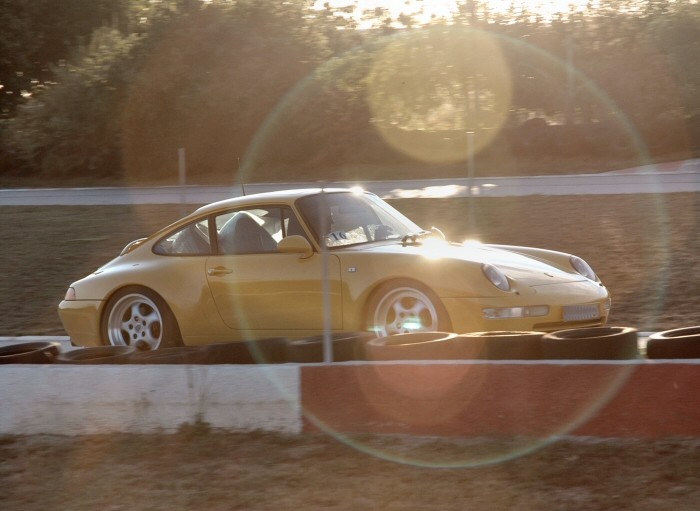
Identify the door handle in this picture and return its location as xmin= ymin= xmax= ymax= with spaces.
xmin=207 ymin=266 xmax=233 ymax=276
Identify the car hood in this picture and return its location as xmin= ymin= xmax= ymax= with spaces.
xmin=346 ymin=241 xmax=585 ymax=286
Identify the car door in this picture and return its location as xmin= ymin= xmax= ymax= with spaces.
xmin=205 ymin=206 xmax=343 ymax=333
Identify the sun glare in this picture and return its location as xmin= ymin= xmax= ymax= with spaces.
xmin=316 ymin=0 xmax=457 ymax=28
xmin=315 ymin=0 xmax=596 ymax=28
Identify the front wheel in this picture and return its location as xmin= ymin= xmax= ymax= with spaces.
xmin=102 ymin=287 xmax=182 ymax=350
xmin=366 ymin=280 xmax=451 ymax=337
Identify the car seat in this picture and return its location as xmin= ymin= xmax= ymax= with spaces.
xmin=219 ymin=213 xmax=277 ymax=254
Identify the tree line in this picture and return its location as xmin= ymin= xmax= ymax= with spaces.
xmin=1 ymin=0 xmax=699 ymax=184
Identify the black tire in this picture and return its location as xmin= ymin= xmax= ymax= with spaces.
xmin=127 ymin=346 xmax=208 ymax=364
xmin=365 ymin=332 xmax=461 ymax=361
xmin=541 ymin=326 xmax=639 ymax=360
xmin=647 ymin=326 xmax=700 ymax=359
xmin=101 ymin=286 xmax=182 ymax=350
xmin=0 ymin=342 xmax=60 ymax=364
xmin=54 ymin=346 xmax=136 ymax=364
xmin=205 ymin=337 xmax=289 ymax=364
xmin=205 ymin=342 xmax=257 ymax=364
xmin=458 ymin=331 xmax=545 ymax=360
xmin=366 ymin=279 xmax=452 ymax=338
xmin=285 ymin=332 xmax=375 ymax=363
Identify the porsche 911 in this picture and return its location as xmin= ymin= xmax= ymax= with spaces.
xmin=58 ymin=188 xmax=610 ymax=349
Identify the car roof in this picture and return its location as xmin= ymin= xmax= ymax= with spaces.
xmin=192 ymin=187 xmax=356 ymax=215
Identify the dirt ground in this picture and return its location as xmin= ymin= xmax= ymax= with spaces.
xmin=2 ymin=193 xmax=700 ymax=510
xmin=1 ymin=430 xmax=699 ymax=511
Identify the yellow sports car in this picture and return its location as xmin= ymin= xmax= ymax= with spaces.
xmin=58 ymin=188 xmax=610 ymax=349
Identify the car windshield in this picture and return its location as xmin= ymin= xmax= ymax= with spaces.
xmin=296 ymin=191 xmax=424 ymax=248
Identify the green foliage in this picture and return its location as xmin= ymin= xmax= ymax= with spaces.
xmin=649 ymin=2 xmax=700 ymax=117
xmin=121 ymin=0 xmax=331 ymax=182
xmin=6 ymin=27 xmax=141 ymax=177
xmin=2 ymin=0 xmax=700 ymax=183
xmin=0 ymin=0 xmax=123 ymax=117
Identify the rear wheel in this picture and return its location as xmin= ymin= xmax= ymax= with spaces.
xmin=366 ymin=280 xmax=451 ymax=338
xmin=102 ymin=287 xmax=182 ymax=350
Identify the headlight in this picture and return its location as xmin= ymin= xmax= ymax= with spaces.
xmin=570 ymin=256 xmax=598 ymax=281
xmin=482 ymin=264 xmax=510 ymax=291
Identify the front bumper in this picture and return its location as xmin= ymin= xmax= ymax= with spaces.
xmin=445 ymin=297 xmax=610 ymax=333
xmin=443 ymin=281 xmax=611 ymax=333
xmin=57 ymin=299 xmax=104 ymax=346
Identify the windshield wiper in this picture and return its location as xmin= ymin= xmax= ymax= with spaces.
xmin=401 ymin=227 xmax=447 ymax=246
xmin=401 ymin=230 xmax=432 ymax=246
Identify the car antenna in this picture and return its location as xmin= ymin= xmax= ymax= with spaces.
xmin=238 ymin=157 xmax=246 ymax=196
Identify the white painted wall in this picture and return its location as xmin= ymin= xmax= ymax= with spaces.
xmin=0 ymin=365 xmax=301 ymax=435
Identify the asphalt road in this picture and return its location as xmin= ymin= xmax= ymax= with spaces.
xmin=1 ymin=160 xmax=699 ymax=205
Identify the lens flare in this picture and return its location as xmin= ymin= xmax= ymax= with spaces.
xmin=227 ymin=21 xmax=671 ymax=469
xmin=366 ymin=26 xmax=512 ymax=164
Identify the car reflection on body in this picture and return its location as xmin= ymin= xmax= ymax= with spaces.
xmin=58 ymin=188 xmax=610 ymax=349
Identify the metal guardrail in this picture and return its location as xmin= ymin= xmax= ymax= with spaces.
xmin=1 ymin=166 xmax=699 ymax=206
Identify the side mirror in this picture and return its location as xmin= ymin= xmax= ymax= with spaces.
xmin=277 ymin=235 xmax=314 ymax=259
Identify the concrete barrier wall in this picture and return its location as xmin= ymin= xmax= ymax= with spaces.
xmin=1 ymin=361 xmax=698 ymax=438
xmin=0 ymin=365 xmax=301 ymax=435
xmin=300 ymin=361 xmax=700 ymax=439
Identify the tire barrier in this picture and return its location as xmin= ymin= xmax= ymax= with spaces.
xmin=15 ymin=325 xmax=700 ymax=363
xmin=204 ymin=337 xmax=289 ymax=364
xmin=458 ymin=331 xmax=545 ymax=360
xmin=285 ymin=332 xmax=375 ymax=363
xmin=364 ymin=332 xmax=462 ymax=361
xmin=204 ymin=342 xmax=258 ymax=364
xmin=127 ymin=346 xmax=209 ymax=364
xmin=646 ymin=326 xmax=700 ymax=359
xmin=364 ymin=331 xmax=547 ymax=361
xmin=0 ymin=341 xmax=60 ymax=364
xmin=54 ymin=345 xmax=136 ymax=364
xmin=541 ymin=326 xmax=639 ymax=360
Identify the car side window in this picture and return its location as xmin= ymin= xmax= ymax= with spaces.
xmin=297 ymin=192 xmax=396 ymax=248
xmin=282 ymin=208 xmax=309 ymax=240
xmin=154 ymin=219 xmax=211 ymax=256
xmin=214 ymin=207 xmax=310 ymax=255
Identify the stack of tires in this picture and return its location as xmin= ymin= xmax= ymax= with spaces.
xmin=540 ymin=327 xmax=639 ymax=360
xmin=49 ymin=338 xmax=292 ymax=365
xmin=0 ymin=334 xmax=374 ymax=365
xmin=0 ymin=342 xmax=61 ymax=364
xmin=284 ymin=332 xmax=375 ymax=363
xmin=363 ymin=327 xmax=640 ymax=361
xmin=3 ymin=326 xmax=700 ymax=364
xmin=646 ymin=327 xmax=700 ymax=359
